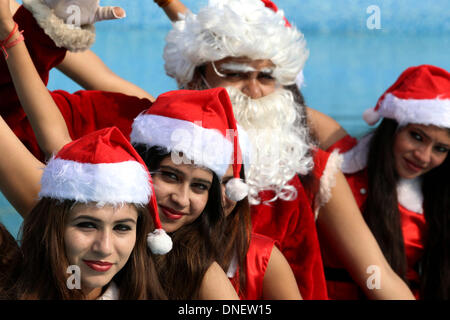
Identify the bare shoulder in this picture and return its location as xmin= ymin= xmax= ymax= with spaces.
xmin=263 ymin=246 xmax=302 ymax=300
xmin=198 ymin=261 xmax=239 ymax=300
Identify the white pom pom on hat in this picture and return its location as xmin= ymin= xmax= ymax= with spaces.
xmin=363 ymin=65 xmax=450 ymax=127
xmin=225 ymin=178 xmax=249 ymax=202
xmin=362 ymin=107 xmax=381 ymax=126
xmin=147 ymin=229 xmax=173 ymax=255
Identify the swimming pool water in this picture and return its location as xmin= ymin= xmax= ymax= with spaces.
xmin=2 ymin=0 xmax=449 ymax=237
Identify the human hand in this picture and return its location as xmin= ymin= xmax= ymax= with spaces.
xmin=43 ymin=0 xmax=126 ymax=26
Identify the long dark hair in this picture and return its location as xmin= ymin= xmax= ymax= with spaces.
xmin=11 ymin=198 xmax=166 ymax=300
xmin=420 ymin=130 xmax=450 ymax=299
xmin=220 ymin=168 xmax=251 ymax=298
xmin=134 ymin=145 xmax=227 ymax=299
xmin=0 ymin=223 xmax=21 ymax=299
xmin=364 ymin=118 xmax=450 ymax=299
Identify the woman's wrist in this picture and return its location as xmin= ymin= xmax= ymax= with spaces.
xmin=1 ymin=21 xmax=24 ymax=59
xmin=0 ymin=19 xmax=15 ymax=39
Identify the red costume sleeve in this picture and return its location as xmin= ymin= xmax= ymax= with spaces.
xmin=14 ymin=90 xmax=152 ymax=161
xmin=51 ymin=90 xmax=152 ymax=143
xmin=326 ymin=134 xmax=358 ymax=154
xmin=0 ymin=6 xmax=152 ymax=161
xmin=0 ymin=5 xmax=66 ymax=120
xmin=231 ymin=233 xmax=276 ymax=300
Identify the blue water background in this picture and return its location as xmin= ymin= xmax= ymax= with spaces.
xmin=2 ymin=0 xmax=450 ymax=237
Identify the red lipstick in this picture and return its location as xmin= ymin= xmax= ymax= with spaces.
xmin=83 ymin=260 xmax=113 ymax=272
xmin=160 ymin=206 xmax=185 ymax=220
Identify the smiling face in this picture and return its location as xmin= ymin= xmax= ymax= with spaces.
xmin=201 ymin=57 xmax=278 ymax=99
xmin=64 ymin=203 xmax=138 ymax=298
xmin=151 ymin=156 xmax=214 ymax=233
xmin=393 ymin=124 xmax=450 ymax=179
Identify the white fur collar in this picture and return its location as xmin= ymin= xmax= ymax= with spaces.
xmin=397 ymin=177 xmax=423 ymax=214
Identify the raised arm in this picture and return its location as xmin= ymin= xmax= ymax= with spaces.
xmin=56 ymin=0 xmax=189 ymax=97
xmin=154 ymin=0 xmax=189 ymax=22
xmin=317 ymin=171 xmax=415 ymax=300
xmin=57 ymin=50 xmax=155 ymax=101
xmin=0 ymin=115 xmax=43 ymax=217
xmin=1 ymin=0 xmax=71 ymax=157
xmin=262 ymin=246 xmax=303 ymax=300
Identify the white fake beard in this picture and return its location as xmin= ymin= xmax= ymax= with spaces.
xmin=226 ymin=86 xmax=314 ymax=205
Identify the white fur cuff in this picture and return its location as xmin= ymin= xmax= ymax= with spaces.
xmin=314 ymin=150 xmax=343 ymax=220
xmin=22 ymin=0 xmax=95 ymax=52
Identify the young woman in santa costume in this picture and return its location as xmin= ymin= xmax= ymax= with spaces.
xmin=324 ymin=65 xmax=450 ymax=300
xmin=131 ymin=89 xmax=302 ymax=300
xmin=0 ymin=0 xmax=415 ymax=299
xmin=0 ymin=124 xmax=168 ymax=299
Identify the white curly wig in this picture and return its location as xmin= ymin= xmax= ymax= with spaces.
xmin=164 ymin=0 xmax=309 ymax=88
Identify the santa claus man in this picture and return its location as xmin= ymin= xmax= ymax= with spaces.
xmin=159 ymin=0 xmax=416 ymax=300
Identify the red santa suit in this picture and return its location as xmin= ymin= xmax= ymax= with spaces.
xmin=228 ymin=233 xmax=276 ymax=300
xmin=325 ymin=134 xmax=427 ymax=299
xmin=250 ymin=148 xmax=343 ymax=300
xmin=0 ymin=6 xmax=151 ymax=161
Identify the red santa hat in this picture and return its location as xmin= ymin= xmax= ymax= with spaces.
xmin=39 ymin=127 xmax=172 ymax=255
xmin=363 ymin=65 xmax=450 ymax=128
xmin=164 ymin=0 xmax=308 ymax=88
xmin=130 ymin=88 xmax=250 ymax=201
xmin=260 ymin=0 xmax=291 ymax=27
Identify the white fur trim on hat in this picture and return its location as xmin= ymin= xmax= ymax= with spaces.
xmin=378 ymin=93 xmax=450 ymax=127
xmin=362 ymin=107 xmax=381 ymax=126
xmin=22 ymin=0 xmax=95 ymax=52
xmin=164 ymin=0 xmax=308 ymax=87
xmin=39 ymin=157 xmax=151 ymax=205
xmin=225 ymin=178 xmax=249 ymax=201
xmin=131 ymin=114 xmax=233 ymax=178
xmin=147 ymin=229 xmax=173 ymax=254
xmin=314 ymin=150 xmax=343 ymax=220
